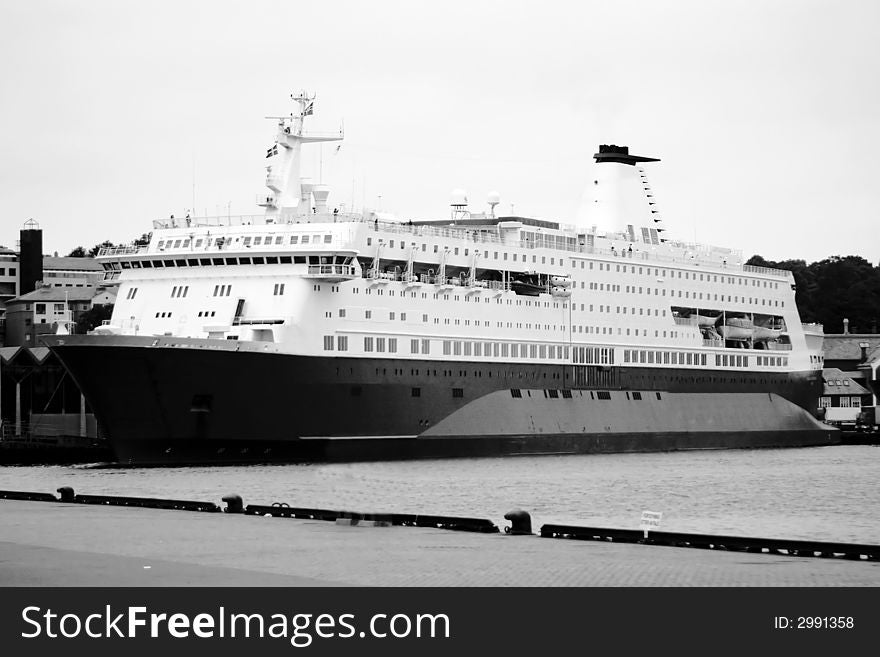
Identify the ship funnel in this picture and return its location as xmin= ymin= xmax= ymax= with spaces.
xmin=573 ymin=145 xmax=661 ymax=235
xmin=312 ymin=184 xmax=330 ymax=214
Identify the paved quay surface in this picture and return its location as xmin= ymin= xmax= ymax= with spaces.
xmin=2 ymin=500 xmax=879 ymax=586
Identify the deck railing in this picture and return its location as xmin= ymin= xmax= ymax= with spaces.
xmin=105 ymin=213 xmax=794 ymax=280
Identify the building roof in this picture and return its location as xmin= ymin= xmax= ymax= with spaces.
xmin=8 ymin=286 xmax=97 ymax=305
xmin=822 ymin=368 xmax=871 ymax=396
xmin=822 ymin=335 xmax=880 ymax=361
xmin=42 ymin=256 xmax=103 ymax=271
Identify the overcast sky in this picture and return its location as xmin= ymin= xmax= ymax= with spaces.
xmin=1 ymin=0 xmax=878 ymax=264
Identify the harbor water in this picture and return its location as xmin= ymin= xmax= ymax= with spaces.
xmin=2 ymin=444 xmax=878 ymax=544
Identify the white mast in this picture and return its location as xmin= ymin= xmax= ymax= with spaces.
xmin=261 ymin=92 xmax=344 ymax=223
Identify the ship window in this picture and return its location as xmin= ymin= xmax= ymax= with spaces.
xmin=243 ymin=237 xmax=252 ymax=246
xmin=324 ymin=235 xmax=332 ymax=244
xmin=266 ymin=256 xmax=279 ymax=264
xmin=239 ymin=257 xmax=251 ymax=264
xmin=388 ymin=338 xmax=397 ymax=353
xmin=291 ymin=236 xmax=299 ymax=244
xmin=323 ymin=336 xmax=334 ymax=351
xmin=452 ymin=388 xmax=463 ymax=398
xmin=173 ymin=240 xmax=182 ymax=248
xmin=337 ymin=336 xmax=348 ymax=351
xmin=253 ymin=257 xmax=265 ymax=265
xmin=364 ymin=337 xmax=374 ymax=352
xmin=302 ymin=235 xmax=310 ymax=244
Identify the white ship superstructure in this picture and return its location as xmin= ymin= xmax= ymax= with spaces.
xmin=47 ymin=93 xmax=833 ymax=464
xmin=97 ymin=93 xmax=822 ymax=378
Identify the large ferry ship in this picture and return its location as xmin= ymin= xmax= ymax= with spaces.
xmin=47 ymin=93 xmax=836 ymax=464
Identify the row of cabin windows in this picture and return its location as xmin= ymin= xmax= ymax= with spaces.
xmin=754 ymin=355 xmax=789 ymax=367
xmin=586 ymin=281 xmax=783 ymax=308
xmin=157 ymin=233 xmax=334 ymax=250
xmin=126 ymin=287 xmax=138 ymax=300
xmin=622 ymin=350 xmax=788 ymax=369
xmin=364 ymin=237 xmax=567 ymax=266
xmin=363 ymin=278 xmax=781 ymax=311
xmin=362 ymin=337 xmax=398 ymax=353
xmin=326 ymin=336 xmax=595 ymax=361
xmin=572 ymin=259 xmax=782 ymax=291
xmin=624 ymin=350 xmax=708 ymax=367
xmin=213 ymin=285 xmax=232 ymax=297
xmin=441 ymin=340 xmax=571 ymax=360
xmin=170 ymin=285 xmax=189 ymax=298
xmin=197 ymin=311 xmax=217 ymax=318
xmin=323 ymin=335 xmax=349 ymax=351
xmin=117 ymin=255 xmax=339 ymax=269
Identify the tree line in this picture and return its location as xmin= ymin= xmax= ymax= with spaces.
xmin=746 ymin=254 xmax=880 ymax=334
xmin=66 ymin=233 xmax=151 ymax=258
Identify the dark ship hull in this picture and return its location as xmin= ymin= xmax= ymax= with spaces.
xmin=46 ymin=335 xmax=837 ymax=465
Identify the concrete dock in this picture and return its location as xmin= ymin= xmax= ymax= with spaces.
xmin=2 ymin=500 xmax=880 ymax=586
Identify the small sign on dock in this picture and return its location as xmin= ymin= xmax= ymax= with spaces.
xmin=640 ymin=510 xmax=663 ymax=539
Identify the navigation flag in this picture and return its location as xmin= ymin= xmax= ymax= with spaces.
xmin=266 ymin=144 xmax=278 ymax=158
xmin=303 ymin=101 xmax=314 ymax=116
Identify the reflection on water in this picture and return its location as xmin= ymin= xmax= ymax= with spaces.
xmin=2 ymin=445 xmax=878 ymax=543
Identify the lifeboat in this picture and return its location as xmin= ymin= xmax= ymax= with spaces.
xmin=692 ymin=312 xmax=720 ymax=327
xmin=753 ymin=326 xmax=783 ymax=340
xmin=511 ymin=279 xmax=544 ymax=296
xmin=720 ymin=318 xmax=754 ymax=340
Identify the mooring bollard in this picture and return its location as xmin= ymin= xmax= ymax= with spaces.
xmin=222 ymin=494 xmax=244 ymax=513
xmin=56 ymin=486 xmax=75 ymax=503
xmin=504 ymin=508 xmax=533 ymax=535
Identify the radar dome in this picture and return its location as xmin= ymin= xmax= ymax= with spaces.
xmin=450 ymin=189 xmax=468 ymax=207
xmin=487 ymin=191 xmax=501 ymax=205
